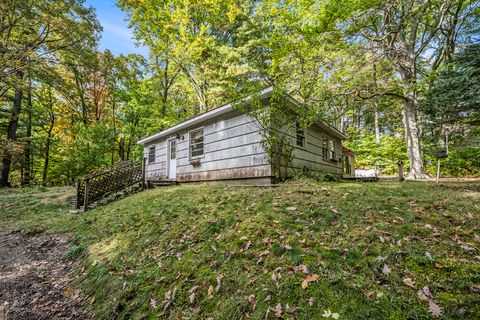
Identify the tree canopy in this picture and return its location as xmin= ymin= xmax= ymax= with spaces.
xmin=1 ymin=0 xmax=479 ymax=186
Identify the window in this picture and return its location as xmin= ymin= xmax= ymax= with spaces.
xmin=322 ymin=137 xmax=328 ymax=159
xmin=295 ymin=122 xmax=305 ymax=147
xmin=148 ymin=145 xmax=155 ymax=164
xmin=189 ymin=128 xmax=204 ymax=158
xmin=169 ymin=140 xmax=176 ymax=159
xmin=329 ymin=139 xmax=335 ymax=160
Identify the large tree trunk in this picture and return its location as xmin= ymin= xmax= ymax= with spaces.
xmin=399 ymin=64 xmax=430 ymax=180
xmin=402 ymin=91 xmax=429 ymax=179
xmin=23 ymin=81 xmax=32 ymax=185
xmin=1 ymin=80 xmax=24 ymax=187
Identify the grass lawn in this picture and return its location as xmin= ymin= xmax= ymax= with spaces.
xmin=1 ymin=179 xmax=479 ymax=319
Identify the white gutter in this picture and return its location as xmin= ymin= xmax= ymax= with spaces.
xmin=137 ymin=86 xmax=273 ymax=145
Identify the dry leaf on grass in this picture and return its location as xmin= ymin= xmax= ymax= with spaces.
xmin=247 ymin=294 xmax=257 ymax=310
xmin=417 ymin=286 xmax=433 ymax=301
xmin=150 ymin=298 xmax=157 ymax=309
xmin=274 ymin=303 xmax=282 ymax=318
xmin=403 ymin=278 xmax=416 ymax=288
xmin=382 ymin=264 xmax=391 ymax=275
xmin=207 ymin=285 xmax=214 ymax=299
xmin=301 ymin=274 xmax=320 ymax=289
xmin=428 ymin=300 xmax=443 ymax=317
xmin=285 ymin=304 xmax=297 ymax=313
xmin=307 ymin=297 xmax=315 ymax=306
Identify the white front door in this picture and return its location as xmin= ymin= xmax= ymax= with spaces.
xmin=167 ymin=139 xmax=177 ymax=179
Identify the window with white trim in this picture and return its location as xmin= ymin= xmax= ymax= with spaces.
xmin=148 ymin=145 xmax=155 ymax=164
xmin=189 ymin=128 xmax=204 ymax=158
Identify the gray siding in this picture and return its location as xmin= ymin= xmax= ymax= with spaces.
xmin=144 ymin=111 xmax=271 ymax=182
xmin=277 ymin=124 xmax=344 ymax=177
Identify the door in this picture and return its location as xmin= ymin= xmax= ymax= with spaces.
xmin=167 ymin=139 xmax=176 ymax=179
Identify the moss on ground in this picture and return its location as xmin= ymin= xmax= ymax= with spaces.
xmin=1 ymin=180 xmax=479 ymax=319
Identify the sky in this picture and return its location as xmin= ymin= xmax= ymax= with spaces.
xmin=85 ymin=0 xmax=149 ymax=57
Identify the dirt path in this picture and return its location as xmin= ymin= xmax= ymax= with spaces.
xmin=0 ymin=231 xmax=92 ymax=320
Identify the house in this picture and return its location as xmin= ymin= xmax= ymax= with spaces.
xmin=137 ymin=86 xmax=355 ymax=184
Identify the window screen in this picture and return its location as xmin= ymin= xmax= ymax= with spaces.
xmin=189 ymin=128 xmax=204 ymax=158
xmin=295 ymin=123 xmax=305 ymax=147
xmin=169 ymin=140 xmax=176 ymax=159
xmin=148 ymin=145 xmax=155 ymax=164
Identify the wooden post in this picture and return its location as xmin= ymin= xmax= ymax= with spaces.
xmin=83 ymin=178 xmax=89 ymax=211
xmin=142 ymin=157 xmax=146 ymax=188
xmin=76 ymin=179 xmax=81 ymax=209
xmin=436 ymin=159 xmax=441 ymax=183
xmin=398 ymin=160 xmax=404 ymax=182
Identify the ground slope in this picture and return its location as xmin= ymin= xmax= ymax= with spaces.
xmin=0 ymin=180 xmax=479 ymax=319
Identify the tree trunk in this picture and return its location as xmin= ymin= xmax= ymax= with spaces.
xmin=1 ymin=78 xmax=24 ymax=187
xmin=42 ymin=132 xmax=52 ymax=186
xmin=402 ymin=91 xmax=429 ymax=179
xmin=118 ymin=137 xmax=125 ymax=161
xmin=23 ymin=80 xmax=32 ymax=185
xmin=373 ymin=64 xmax=380 ymax=144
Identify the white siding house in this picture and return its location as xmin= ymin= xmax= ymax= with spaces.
xmin=138 ymin=87 xmax=354 ymax=184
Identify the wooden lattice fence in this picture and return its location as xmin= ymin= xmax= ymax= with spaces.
xmin=76 ymin=160 xmax=145 ymax=210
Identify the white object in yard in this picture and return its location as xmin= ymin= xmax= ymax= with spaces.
xmin=355 ymin=169 xmax=378 ymax=178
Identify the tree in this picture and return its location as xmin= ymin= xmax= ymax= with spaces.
xmin=422 ymin=43 xmax=480 ymax=126
xmin=0 ymin=0 xmax=100 ymax=186
xmin=347 ymin=0 xmax=478 ymax=179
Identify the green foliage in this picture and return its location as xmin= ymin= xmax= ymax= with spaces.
xmin=345 ymin=130 xmax=407 ymax=174
xmin=422 ymin=43 xmax=480 ymax=126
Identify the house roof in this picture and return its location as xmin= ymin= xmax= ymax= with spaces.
xmin=137 ymin=86 xmax=346 ymax=145
xmin=137 ymin=86 xmax=274 ymax=145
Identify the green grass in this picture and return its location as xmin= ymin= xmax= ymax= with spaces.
xmin=1 ymin=180 xmax=479 ymax=319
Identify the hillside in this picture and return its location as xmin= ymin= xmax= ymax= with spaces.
xmin=1 ymin=180 xmax=479 ymax=319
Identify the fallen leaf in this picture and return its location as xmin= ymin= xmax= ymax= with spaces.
xmin=285 ymin=304 xmax=297 ymax=313
xmin=425 ymin=252 xmax=433 ymax=260
xmin=471 ymin=284 xmax=480 ymax=293
xmin=307 ymin=297 xmax=315 ymax=306
xmin=247 ymin=294 xmax=257 ymax=310
xmin=379 ymin=236 xmax=385 ymax=243
xmin=459 ymin=243 xmax=476 ymax=251
xmin=382 ymin=264 xmax=391 ymax=275
xmin=215 ymin=274 xmax=223 ymax=293
xmin=403 ymin=278 xmax=416 ymax=288
xmin=207 ymin=285 xmax=214 ymax=299
xmin=417 ymin=286 xmax=433 ymax=301
xmin=286 ymin=206 xmax=297 ymax=211
xmin=428 ymin=300 xmax=442 ymax=317
xmin=302 ymin=274 xmax=320 ymax=289
xmin=294 ymin=264 xmax=309 ymax=274
xmin=150 ymin=298 xmax=157 ymax=309
xmin=274 ymin=303 xmax=282 ymax=318
xmin=323 ymin=309 xmax=339 ymax=318
xmin=264 ymin=295 xmax=271 ymax=302
xmin=189 ymin=292 xmax=196 ymax=304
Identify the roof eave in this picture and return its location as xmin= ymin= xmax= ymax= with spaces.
xmin=137 ymin=86 xmax=273 ymax=145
